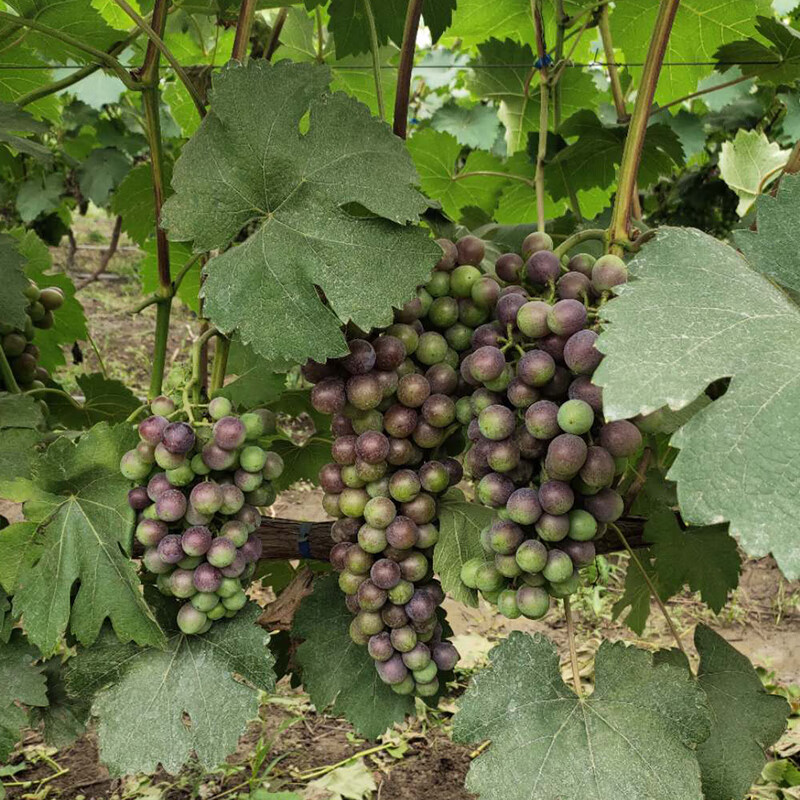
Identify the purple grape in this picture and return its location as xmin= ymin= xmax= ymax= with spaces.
xmin=599 ymin=420 xmax=643 ymax=458
xmin=547 ymin=299 xmax=588 ymax=337
xmin=422 ymin=394 xmax=456 ymax=428
xmin=541 ymin=366 xmax=572 ymax=399
xmin=386 ymin=516 xmax=419 ymax=549
xmin=401 ymin=493 xmax=437 ymax=525
xmin=301 ymin=359 xmax=335 ymax=384
xmin=564 ymin=330 xmax=602 ymax=375
xmin=193 ymin=562 xmax=223 ymax=593
xmin=214 ymin=416 xmax=246 ymax=451
xmin=156 ymin=489 xmax=187 ymax=522
xmin=568 ymin=375 xmax=603 ymax=413
xmin=220 ymin=484 xmax=245 ymax=515
xmin=373 ymin=335 xmax=406 ymax=371
xmin=526 ymin=251 xmax=560 ymax=286
xmin=356 ymin=431 xmax=390 ymax=464
xmin=157 ymin=534 xmax=185 ymax=564
xmin=567 ymin=253 xmax=595 ymax=277
xmin=146 ymin=473 xmax=171 ymax=502
xmin=331 ymin=435 xmax=357 ymax=465
xmin=331 ymin=413 xmax=355 ymax=437
xmin=138 ymin=415 xmax=170 ymax=446
xmin=319 ymin=463 xmax=345 ymax=494
xmin=455 ymin=235 xmax=485 ymax=266
xmin=495 ymin=293 xmax=527 ymax=327
xmin=376 ymin=653 xmax=409 ymax=685
xmin=432 ymin=641 xmax=459 ymax=671
xmin=558 ymin=539 xmax=596 ymax=567
xmin=506 ymin=377 xmax=538 ymax=408
xmin=358 ymin=579 xmax=388 ymax=611
xmin=545 ymin=434 xmax=588 ymax=479
xmin=476 ymin=472 xmax=515 ymax=508
xmin=330 ymin=541 xmax=353 ymax=571
xmin=382 ymin=603 xmax=409 ymax=628
xmin=399 ymin=551 xmax=428 ymax=582
xmin=443 ymin=458 xmax=463 ymax=485
xmin=580 ymin=446 xmax=615 ymax=488
xmin=517 ymin=350 xmax=556 ymax=387
xmin=525 ymin=399 xmax=560 ymax=439
xmin=331 ymin=517 xmax=360 ymax=543
xmin=346 ymin=373 xmax=383 ymax=410
xmin=495 ymin=252 xmax=523 ymax=283
xmin=471 ymin=322 xmax=504 ymax=349
xmin=201 ymin=442 xmax=237 ymax=472
xmin=405 ymin=590 xmax=436 ymax=623
xmin=182 ymin=525 xmax=212 ymax=556
xmin=515 ymin=425 xmax=547 ymax=458
xmin=488 ymin=519 xmax=524 ymax=554
xmin=342 ymin=339 xmax=376 ymax=375
xmin=371 ymin=558 xmax=402 ymax=589
xmin=539 ymin=480 xmax=575 ymax=515
xmin=537 ymin=333 xmax=567 ymax=364
xmin=535 ymin=513 xmax=570 ymax=542
xmin=397 ymin=374 xmax=431 ymax=408
xmin=162 ymin=422 xmax=196 ymax=454
xmin=583 ymin=488 xmax=624 ymax=522
xmin=556 ymin=271 xmax=592 ymax=301
xmin=506 ymin=487 xmax=542 ymax=525
xmin=189 ymin=481 xmax=223 ymax=515
xmin=459 ymin=353 xmax=480 ymax=387
xmin=241 ymin=533 xmax=263 ymax=562
xmin=221 ymin=551 xmax=247 ymax=578
xmin=435 ymin=238 xmax=458 ymax=271
xmin=311 ymin=377 xmax=346 ymax=414
xmin=368 ymin=631 xmax=394 ymax=662
xmin=591 ymin=254 xmax=628 ymax=292
xmin=128 ymin=487 xmax=149 ymax=510
xmin=522 ymin=232 xmax=554 ymax=258
xmin=236 ymin=504 xmax=261 ymax=531
xmin=136 ymin=518 xmax=168 ymax=547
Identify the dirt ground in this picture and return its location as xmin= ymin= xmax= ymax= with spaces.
xmin=3 ymin=217 xmax=799 ymax=800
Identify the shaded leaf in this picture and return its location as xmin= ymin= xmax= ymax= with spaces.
xmin=78 ymin=147 xmax=131 ymax=206
xmin=46 ymin=374 xmax=141 ymax=429
xmin=0 ymin=233 xmax=31 ymax=330
xmin=430 ymin=102 xmax=502 ymax=150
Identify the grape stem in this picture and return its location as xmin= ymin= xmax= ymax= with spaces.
xmin=552 ymin=228 xmax=607 ymax=260
xmin=393 ymin=0 xmax=424 ymax=138
xmin=0 ymin=346 xmax=20 ymax=393
xmin=532 ymin=0 xmax=549 ymax=234
xmin=125 ymin=403 xmax=150 ymax=424
xmin=26 ymin=387 xmax=85 ymax=410
xmin=563 ymin=596 xmax=582 ymax=697
xmin=362 ymin=0 xmax=385 ymax=122
xmin=185 ymin=327 xmax=221 ymax=416
xmin=611 ymin=522 xmax=688 ymax=657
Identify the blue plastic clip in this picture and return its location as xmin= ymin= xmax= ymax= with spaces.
xmin=297 ymin=521 xmax=312 ymax=559
xmin=534 ymin=54 xmax=553 ymax=70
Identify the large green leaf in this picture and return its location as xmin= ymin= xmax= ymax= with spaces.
xmin=433 ymin=489 xmax=493 ymax=608
xmin=0 ymin=48 xmax=59 ymax=122
xmin=0 ymin=102 xmax=51 ymax=161
xmin=0 ymin=233 xmax=31 ymax=330
xmin=78 ymin=147 xmax=131 ymax=206
xmin=294 ymin=574 xmax=413 ymax=739
xmin=694 ymin=625 xmax=790 ymax=800
xmin=595 ymin=227 xmax=800 ymax=578
xmin=734 ymin=173 xmax=800 ymax=294
xmin=468 ymin=39 xmax=599 ymax=155
xmin=611 ymin=548 xmax=665 ymax=635
xmin=0 ymin=631 xmax=48 ymax=760
xmin=162 ymin=60 xmax=437 ymax=365
xmin=429 ymin=101 xmax=502 ymax=150
xmin=5 ymin=423 xmax=164 ymax=656
xmin=29 ymin=659 xmax=90 ymax=748
xmin=217 ymin=340 xmax=287 ymax=409
xmin=16 ymin=174 xmax=63 ymax=223
xmin=65 ymin=604 xmax=274 ymax=775
xmin=12 ymin=229 xmax=87 ymax=371
xmin=453 ymin=632 xmax=711 ymax=800
xmin=46 ymin=373 xmax=142 ymax=429
xmin=609 ymin=0 xmax=771 ymax=106
xmin=0 ymin=430 xmax=42 ymax=497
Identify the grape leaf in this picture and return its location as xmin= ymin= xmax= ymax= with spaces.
xmin=2 ymin=0 xmax=120 ymax=63
xmin=8 ymin=423 xmax=164 ymax=656
xmin=0 ymin=48 xmax=60 ymax=123
xmin=65 ymin=604 xmax=274 ymax=775
xmin=430 ymin=102 xmax=503 ymax=150
xmin=468 ymin=39 xmax=599 ymax=155
xmin=609 ymin=0 xmax=771 ymax=106
xmin=443 ymin=0 xmax=534 ymax=47
xmin=270 ymin=437 xmax=331 ymax=492
xmin=0 ymin=631 xmax=48 ymax=760
xmin=111 ymin=161 xmax=173 ymax=246
xmin=715 ymin=16 xmax=800 ymax=87
xmin=162 ymin=60 xmax=437 ymax=365
xmin=46 ymin=374 xmax=142 ymax=429
xmin=0 ymin=588 xmax=11 ymax=643
xmin=434 ymin=489 xmax=493 ymax=607
xmin=407 ymin=129 xmax=508 ymax=220
xmin=294 ymin=574 xmax=413 ymax=739
xmin=163 ymin=80 xmax=202 ymax=139
xmin=595 ymin=227 xmax=800 ymax=578
xmin=719 ymin=129 xmax=788 ymax=216
xmin=0 ymin=431 xmax=42 ymax=498
xmin=29 ymin=660 xmax=90 ymax=748
xmin=12 ymin=228 xmax=87 ymax=371
xmin=694 ymin=625 xmax=790 ymax=800
xmin=217 ymin=340 xmax=287 ymax=409
xmin=0 ymin=522 xmax=39 ymax=595
xmin=453 ymin=631 xmax=711 ymax=800
xmin=90 ymin=0 xmax=141 ymax=30
xmin=611 ymin=548 xmax=665 ymax=635
xmin=0 ymin=102 xmax=51 ymax=161
xmin=78 ymin=147 xmax=131 ymax=206
xmin=734 ymin=173 xmax=800 ymax=295
xmin=16 ymin=174 xmax=64 ymax=223
xmin=0 ymin=233 xmax=31 ymax=330
xmin=646 ymin=508 xmax=740 ymax=613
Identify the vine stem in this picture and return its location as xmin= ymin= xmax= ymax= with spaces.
xmin=453 ymin=170 xmax=535 ymax=187
xmin=649 ymin=71 xmax=759 ymax=117
xmin=0 ymin=10 xmax=137 ymax=88
xmin=553 ymin=228 xmax=607 ymax=259
xmin=612 ymin=523 xmax=688 ymax=657
xmin=231 ymin=0 xmax=257 ymax=61
xmin=608 ymin=0 xmax=680 ymax=254
xmin=111 ymin=0 xmax=206 ymax=117
xmin=265 ymin=8 xmax=288 ymax=60
xmin=563 ymin=597 xmax=582 ymax=697
xmin=598 ymin=4 xmax=627 ymax=122
xmin=362 ymin=0 xmax=385 ymax=121
xmin=532 ymin=0 xmax=548 ymax=233
xmin=0 ymin=346 xmax=20 ymax=392
xmin=186 ymin=327 xmax=220 ymax=411
xmin=393 ymin=0 xmax=423 ymax=138
xmin=209 ymin=337 xmax=230 ymax=394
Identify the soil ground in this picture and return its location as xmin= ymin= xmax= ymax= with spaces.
xmin=3 ymin=215 xmax=799 ymax=800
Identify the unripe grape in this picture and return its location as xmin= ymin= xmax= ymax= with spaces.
xmin=221 ymin=551 xmax=247 ymax=578
xmin=364 ymin=496 xmax=397 ymax=529
xmin=515 ymin=539 xmax=548 ymax=574
xmin=591 ymin=254 xmax=628 ymax=292
xmin=545 ymin=433 xmax=588 ymax=479
xmin=416 ymin=331 xmax=448 ymax=365
xmin=138 ymin=415 xmax=169 ymax=445
xmin=220 ymin=484 xmax=245 ymax=515
xmin=356 ymin=610 xmax=385 ymax=636
xmin=477 ymin=404 xmax=514 ymax=441
xmin=167 ymin=463 xmax=195 ymax=487
xmin=515 ymin=301 xmax=548 ymax=339
xmin=543 ymin=549 xmax=574 ymax=583
xmin=506 ymin=377 xmax=537 ymax=409
xmin=494 ymin=553 xmax=521 ymax=578
xmin=135 ymin=518 xmax=167 ymax=548
xmin=397 ymin=374 xmax=430 ymax=408
xmin=495 ymin=588 xmax=520 ymax=618
xmin=340 ymin=570 xmax=366 ymax=595
xmin=120 ymin=450 xmax=151 ymax=481
xmin=535 ymin=512 xmax=570 ymax=542
xmin=238 ymin=445 xmax=266 ymax=474
xmin=262 ymin=451 xmax=284 ymax=480
xmin=342 ymin=339 xmax=376 ymax=375
xmin=208 ymin=396 xmax=233 ymax=420
xmin=220 ymin=520 xmax=249 ymax=548
xmin=240 ymin=533 xmax=263 ymax=563
xmin=427 ymin=295 xmax=459 ymax=329
xmin=155 ymin=489 xmax=187 ymax=522
xmin=517 ymin=350 xmax=556 ymax=388
xmin=557 ymin=399 xmax=594 ymax=435
xmin=192 ymin=592 xmax=221 ymax=613
xmin=539 ymin=480 xmax=575 ymax=515
xmin=358 ymin=579 xmax=388 ymax=612
xmin=187 ymin=481 xmax=222 ymax=516
xmin=516 ymin=585 xmax=550 ymax=619
xmin=526 ymin=250 xmax=560 ymax=287
xmin=311 ymin=377 xmax=346 ymax=414
xmin=387 ymin=323 xmax=419 ymax=355
xmin=222 ymin=590 xmax=248 ymax=611
xmin=421 ymin=394 xmax=455 ymax=428
xmin=399 ymin=551 xmax=428 ymax=582
xmin=339 ymin=487 xmax=370 ymax=518
xmin=476 ymin=472 xmax=515 ymax=508
xmin=599 ymin=420 xmax=643 ymax=458
xmin=170 ymin=568 xmax=197 ymax=599
xmin=505 ymin=487 xmax=540 ymax=525
xmin=400 ymin=492 xmax=436 ymax=525
xmin=177 ymin=603 xmax=207 ymax=635
xmin=474 ymin=563 xmax=504 ymax=593
xmin=388 ymin=579 xmax=414 ymax=605
xmin=207 ymin=603 xmax=227 ymax=621
xmin=142 ymin=547 xmax=172 ymax=575
xmin=564 ymin=330 xmax=602 ymax=375
xmin=522 ymin=231 xmax=554 ymax=258
xmin=390 ymin=625 xmax=418 ymax=653
xmin=487 ymin=519 xmax=524 ymax=555
xmin=416 ymin=522 xmax=439 ymax=549
xmin=419 ymin=461 xmax=449 ymax=494
xmin=567 ymin=252 xmax=595 ymax=277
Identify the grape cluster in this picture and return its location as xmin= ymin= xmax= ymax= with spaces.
xmin=1 ymin=280 xmax=64 ymax=390
xmin=305 ymin=236 xmax=493 ymax=697
xmin=121 ymin=395 xmax=284 ymax=635
xmin=455 ymin=233 xmax=642 ymax=619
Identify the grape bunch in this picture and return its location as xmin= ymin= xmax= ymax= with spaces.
xmin=120 ymin=395 xmax=284 ymax=635
xmin=305 ymin=239 xmax=493 ymax=697
xmin=1 ymin=280 xmax=64 ymax=390
xmin=455 ymin=233 xmax=642 ymax=619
